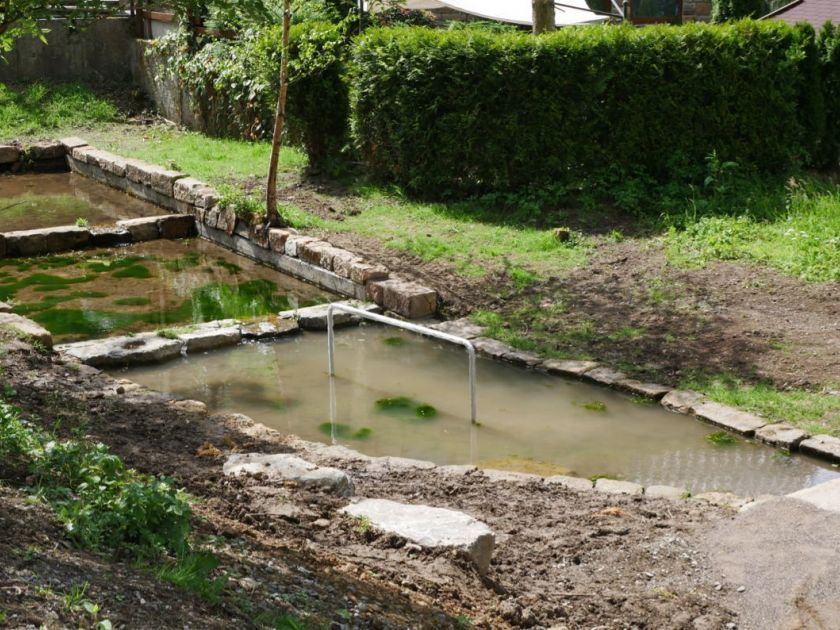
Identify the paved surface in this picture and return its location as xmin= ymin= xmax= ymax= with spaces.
xmin=702 ymin=482 xmax=840 ymax=629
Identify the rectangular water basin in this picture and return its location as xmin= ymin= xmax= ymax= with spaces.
xmin=115 ymin=325 xmax=840 ymax=496
xmin=0 ymin=172 xmax=163 ymax=232
xmin=1 ymin=238 xmax=331 ymax=342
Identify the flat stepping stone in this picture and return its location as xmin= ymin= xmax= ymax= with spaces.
xmin=4 ymin=225 xmax=90 ymax=256
xmin=176 ymin=322 xmax=241 ymax=353
xmin=428 ymin=318 xmax=486 ymax=339
xmin=241 ymin=317 xmax=299 ymax=340
xmin=799 ymin=435 xmax=840 ymax=464
xmin=617 ymin=378 xmax=672 ymax=400
xmin=280 ymin=301 xmax=380 ymax=331
xmin=57 ymin=333 xmax=182 ymax=366
xmin=544 ymin=475 xmax=594 ymax=492
xmin=582 ymin=366 xmax=627 ymax=386
xmin=594 ymin=478 xmax=643 ymax=495
xmin=340 ymin=498 xmax=495 ymax=575
xmin=787 ymin=479 xmax=840 ymax=514
xmin=0 ymin=313 xmax=52 ymax=349
xmin=543 ymin=359 xmax=599 ymax=377
xmin=223 ymin=453 xmax=354 ymax=497
xmin=754 ymin=423 xmax=809 ymax=450
xmin=645 ymin=485 xmax=686 ymax=500
xmin=661 ymin=389 xmax=706 ymax=414
xmin=693 ymin=401 xmax=767 ymax=436
xmin=482 ymin=469 xmax=542 ymax=484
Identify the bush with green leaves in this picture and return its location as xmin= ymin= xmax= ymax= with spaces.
xmin=711 ymin=0 xmax=766 ymax=21
xmin=149 ymin=20 xmax=349 ymax=166
xmin=350 ymin=21 xmax=831 ymax=198
xmin=817 ymin=22 xmax=840 ymax=168
xmin=0 ymin=399 xmax=192 ymax=557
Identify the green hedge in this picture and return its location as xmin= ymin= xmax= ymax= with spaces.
xmin=350 ymin=21 xmax=829 ymax=196
xmin=818 ymin=22 xmax=840 ymax=168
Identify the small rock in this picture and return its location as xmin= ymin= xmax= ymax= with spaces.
xmin=223 ymin=453 xmax=354 ymax=497
xmin=737 ymin=586 xmax=746 ymax=593
xmin=312 ymin=518 xmax=331 ymax=529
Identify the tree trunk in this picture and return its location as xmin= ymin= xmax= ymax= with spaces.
xmin=265 ymin=0 xmax=292 ymax=228
xmin=532 ymin=0 xmax=555 ymax=34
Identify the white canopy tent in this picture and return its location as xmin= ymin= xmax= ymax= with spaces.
xmin=367 ymin=0 xmax=612 ymax=26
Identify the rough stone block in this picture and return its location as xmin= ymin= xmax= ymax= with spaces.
xmin=27 ymin=141 xmax=64 ymax=161
xmin=4 ymin=226 xmax=90 ymax=256
xmin=157 ymin=214 xmax=195 ymax=239
xmin=84 ymin=149 xmax=127 ymax=177
xmin=59 ymin=137 xmax=88 ymax=151
xmin=56 ymin=333 xmax=183 ymax=366
xmin=367 ymin=456 xmax=437 ymax=472
xmin=340 ymin=498 xmax=495 ymax=575
xmin=70 ymin=145 xmax=96 ymax=163
xmin=583 ymin=367 xmax=627 ymax=386
xmin=691 ymin=491 xmax=748 ymax=509
xmin=754 ymin=423 xmax=808 ymax=450
xmin=544 ymin=475 xmax=594 ymax=492
xmin=482 ymin=469 xmax=542 ymax=484
xmin=472 ymin=337 xmax=513 ymax=360
xmin=194 ymin=187 xmax=218 ymax=209
xmin=661 ymin=389 xmax=705 ymax=414
xmin=617 ymin=379 xmax=672 ymax=400
xmin=331 ymin=250 xmax=362 ymax=279
xmin=502 ymin=349 xmax=542 ymax=368
xmin=173 ymin=177 xmax=207 ymax=203
xmin=268 ymin=229 xmax=292 ymax=253
xmin=693 ymin=401 xmax=767 ymax=436
xmin=90 ymin=227 xmax=131 ymax=247
xmin=436 ymin=465 xmax=478 ymax=477
xmin=116 ymin=217 xmax=161 ymax=242
xmin=0 ymin=313 xmax=52 ymax=348
xmin=0 ymin=144 xmax=20 ymax=164
xmin=0 ymin=301 xmax=11 ymax=313
xmin=429 ymin=318 xmax=486 ymax=339
xmin=124 ymin=159 xmax=153 ymax=186
xmin=377 ymin=278 xmax=437 ymax=319
xmin=281 ymin=301 xmax=379 ymax=331
xmin=223 ymin=453 xmax=354 ymax=497
xmin=594 ymin=478 xmax=644 ymax=496
xmin=285 ymin=235 xmax=319 ymax=258
xmin=644 ymin=485 xmax=686 ymax=500
xmin=800 ymin=435 xmax=840 ymax=464
xmin=203 ymin=208 xmax=221 ymax=230
xmin=297 ymin=239 xmax=331 ymax=265
xmin=177 ymin=324 xmax=241 ymax=353
xmin=543 ymin=359 xmax=599 ymax=377
xmin=218 ymin=207 xmax=237 ymax=236
xmin=349 ymin=261 xmax=388 ymax=285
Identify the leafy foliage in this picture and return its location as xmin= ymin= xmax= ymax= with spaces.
xmin=0 ymin=0 xmax=116 ymax=54
xmin=350 ymin=22 xmax=832 ymax=198
xmin=711 ymin=0 xmax=766 ymax=21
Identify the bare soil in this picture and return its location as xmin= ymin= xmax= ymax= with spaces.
xmin=0 ymin=334 xmax=739 ymax=629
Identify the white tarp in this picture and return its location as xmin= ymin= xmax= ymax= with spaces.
xmin=370 ymin=0 xmax=607 ymax=25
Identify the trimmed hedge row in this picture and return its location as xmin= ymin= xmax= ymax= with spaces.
xmin=350 ymin=21 xmax=835 ymax=196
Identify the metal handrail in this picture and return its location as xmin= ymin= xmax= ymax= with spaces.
xmin=327 ymin=304 xmax=478 ymax=424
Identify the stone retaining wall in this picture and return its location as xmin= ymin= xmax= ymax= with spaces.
xmin=0 ymin=137 xmax=439 ymax=320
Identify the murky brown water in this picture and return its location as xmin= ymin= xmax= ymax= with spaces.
xmin=2 ymin=239 xmax=330 ymax=341
xmin=0 ymin=172 xmax=162 ymax=231
xmin=118 ymin=326 xmax=840 ymax=495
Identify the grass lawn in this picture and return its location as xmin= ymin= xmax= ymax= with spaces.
xmin=4 ymin=81 xmax=840 ymax=437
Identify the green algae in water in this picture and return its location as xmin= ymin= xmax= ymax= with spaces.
xmin=0 ymin=272 xmax=95 ymax=301
xmin=214 ymin=259 xmax=241 ymax=274
xmin=375 ymin=396 xmax=438 ymax=420
xmin=318 ymin=423 xmax=373 ymax=440
xmin=582 ymin=401 xmax=607 ymax=412
xmin=705 ymin=431 xmax=738 ymax=447
xmin=113 ymin=264 xmax=152 ymax=279
xmin=86 ymin=256 xmax=145 ymax=273
xmin=113 ymin=297 xmax=151 ymax=306
xmin=163 ymin=251 xmax=201 ymax=272
xmin=383 ymin=336 xmax=406 ymax=347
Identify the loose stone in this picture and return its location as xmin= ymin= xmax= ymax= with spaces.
xmin=339 ymin=498 xmax=495 ymax=575
xmin=223 ymin=453 xmax=354 ymax=497
xmin=661 ymin=389 xmax=706 ymax=414
xmin=116 ymin=217 xmax=161 ymax=242
xmin=693 ymin=401 xmax=767 ymax=436
xmin=754 ymin=423 xmax=809 ymax=450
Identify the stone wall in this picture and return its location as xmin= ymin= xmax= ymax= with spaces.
xmin=0 ymin=18 xmax=137 ymax=84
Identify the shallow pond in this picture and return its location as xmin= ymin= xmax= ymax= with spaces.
xmin=2 ymin=239 xmax=330 ymax=341
xmin=117 ymin=326 xmax=840 ymax=495
xmin=0 ymin=172 xmax=163 ymax=232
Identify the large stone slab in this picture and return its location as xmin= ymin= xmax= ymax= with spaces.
xmin=661 ymin=389 xmax=705 ymax=414
xmin=754 ymin=423 xmax=809 ymax=450
xmin=57 ymin=333 xmax=183 ymax=367
xmin=0 ymin=313 xmax=52 ymax=348
xmin=340 ymin=498 xmax=495 ymax=575
xmin=544 ymin=475 xmax=594 ymax=492
xmin=27 ymin=140 xmax=64 ymax=161
xmin=268 ymin=228 xmax=292 ymax=253
xmin=582 ymin=366 xmax=627 ymax=386
xmin=176 ymin=323 xmax=241 ymax=353
xmin=117 ymin=217 xmax=161 ymax=242
xmin=280 ymin=301 xmax=380 ymax=331
xmin=241 ymin=317 xmax=300 ymax=340
xmin=157 ymin=214 xmax=195 ymax=239
xmin=617 ymin=378 xmax=672 ymax=400
xmin=787 ymin=479 xmax=840 ymax=514
xmin=223 ymin=453 xmax=354 ymax=497
xmin=331 ymin=249 xmax=362 ymax=279
xmin=543 ymin=359 xmax=599 ymax=377
xmin=0 ymin=144 xmax=20 ymax=164
xmin=349 ymin=261 xmax=388 ymax=285
xmin=59 ymin=137 xmax=88 ymax=151
xmin=693 ymin=401 xmax=767 ymax=436
xmin=799 ymin=435 xmax=840 ymax=464
xmin=594 ymin=478 xmax=644 ymax=495
xmin=429 ymin=318 xmax=486 ymax=340
xmin=284 ymin=235 xmax=320 ymax=258
xmin=4 ymin=226 xmax=90 ymax=256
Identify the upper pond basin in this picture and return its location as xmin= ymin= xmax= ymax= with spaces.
xmin=118 ymin=326 xmax=840 ymax=496
xmin=1 ymin=238 xmax=330 ymax=342
xmin=0 ymin=172 xmax=163 ymax=232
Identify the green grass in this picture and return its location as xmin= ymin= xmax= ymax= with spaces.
xmin=0 ymin=82 xmax=117 ymax=138
xmin=664 ymin=179 xmax=840 ymax=282
xmin=682 ymin=373 xmax=840 ymax=436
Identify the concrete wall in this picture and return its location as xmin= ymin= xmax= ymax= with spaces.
xmin=0 ymin=18 xmax=137 ymax=84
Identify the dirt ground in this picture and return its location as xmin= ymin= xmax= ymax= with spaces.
xmin=0 ymin=333 xmax=741 ymax=629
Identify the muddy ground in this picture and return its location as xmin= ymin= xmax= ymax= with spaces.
xmin=0 ymin=334 xmax=741 ymax=629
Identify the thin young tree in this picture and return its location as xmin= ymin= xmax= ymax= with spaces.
xmin=264 ymin=0 xmax=292 ymax=228
xmin=532 ymin=0 xmax=555 ymax=34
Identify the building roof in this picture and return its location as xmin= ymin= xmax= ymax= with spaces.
xmin=764 ymin=0 xmax=840 ymax=26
